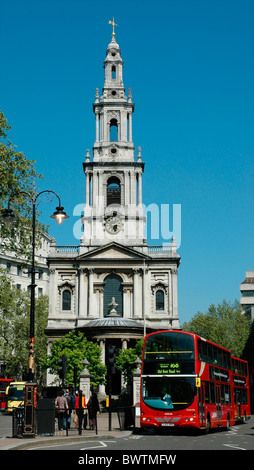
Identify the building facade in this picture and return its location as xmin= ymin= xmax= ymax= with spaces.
xmin=240 ymin=271 xmax=254 ymax=321
xmin=46 ymin=31 xmax=181 ymax=393
xmin=0 ymin=231 xmax=52 ymax=296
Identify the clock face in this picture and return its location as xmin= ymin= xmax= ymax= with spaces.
xmin=105 ymin=216 xmax=122 ymax=234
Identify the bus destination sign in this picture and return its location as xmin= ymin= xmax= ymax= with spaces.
xmin=157 ymin=362 xmax=181 ymax=375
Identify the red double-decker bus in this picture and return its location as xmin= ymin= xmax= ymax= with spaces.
xmin=0 ymin=378 xmax=14 ymax=411
xmin=140 ymin=330 xmax=250 ymax=432
xmin=231 ymin=356 xmax=250 ymax=423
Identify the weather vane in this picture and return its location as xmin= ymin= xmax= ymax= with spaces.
xmin=109 ymin=17 xmax=118 ymax=38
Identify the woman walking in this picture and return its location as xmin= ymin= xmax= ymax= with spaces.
xmin=55 ymin=390 xmax=69 ymax=431
xmin=87 ymin=392 xmax=100 ymax=431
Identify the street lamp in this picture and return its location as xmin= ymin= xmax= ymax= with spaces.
xmin=1 ymin=189 xmax=68 ymax=436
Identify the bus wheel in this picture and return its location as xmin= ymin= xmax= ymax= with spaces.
xmin=205 ymin=415 xmax=211 ymax=434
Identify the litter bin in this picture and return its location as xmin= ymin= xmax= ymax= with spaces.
xmin=37 ymin=398 xmax=55 ymax=435
xmin=12 ymin=407 xmax=24 ymax=437
xmin=117 ymin=407 xmax=135 ymax=430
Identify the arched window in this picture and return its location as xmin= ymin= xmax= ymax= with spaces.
xmin=156 ymin=290 xmax=165 ymax=311
xmin=110 ymin=118 xmax=118 ymax=142
xmin=107 ymin=176 xmax=121 ymax=206
xmin=111 ymin=65 xmax=116 ymax=80
xmin=104 ymin=274 xmax=123 ymax=317
xmin=62 ymin=289 xmax=71 ymax=311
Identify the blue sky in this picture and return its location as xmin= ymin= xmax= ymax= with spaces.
xmin=1 ymin=0 xmax=254 ymax=324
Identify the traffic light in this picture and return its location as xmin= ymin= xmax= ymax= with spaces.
xmin=107 ymin=344 xmax=118 ymax=375
xmin=58 ymin=355 xmax=67 ymax=383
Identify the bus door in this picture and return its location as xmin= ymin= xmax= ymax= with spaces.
xmin=198 ymin=382 xmax=206 ymax=427
xmin=215 ymin=385 xmax=222 ymax=423
xmin=234 ymin=389 xmax=242 ymax=420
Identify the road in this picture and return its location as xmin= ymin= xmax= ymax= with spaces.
xmin=1 ymin=412 xmax=253 ymax=451
xmin=0 ymin=411 xmax=12 ymax=438
xmin=24 ymin=417 xmax=254 ymax=451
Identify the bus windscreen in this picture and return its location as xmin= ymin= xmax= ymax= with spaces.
xmin=142 ymin=376 xmax=195 ymax=411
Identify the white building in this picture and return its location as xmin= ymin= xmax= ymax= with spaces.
xmin=0 ymin=231 xmax=52 ymax=296
xmin=46 ymin=31 xmax=181 ymax=394
xmin=240 ymin=271 xmax=254 ymax=321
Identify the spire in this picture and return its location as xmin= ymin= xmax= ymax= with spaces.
xmin=109 ymin=17 xmax=118 ymax=38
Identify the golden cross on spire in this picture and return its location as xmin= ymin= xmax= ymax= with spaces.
xmin=109 ymin=17 xmax=118 ymax=37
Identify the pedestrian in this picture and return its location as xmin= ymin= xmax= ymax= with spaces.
xmin=74 ymin=390 xmax=86 ymax=435
xmin=64 ymin=388 xmax=75 ymax=429
xmin=87 ymin=392 xmax=100 ymax=430
xmin=55 ymin=390 xmax=69 ymax=431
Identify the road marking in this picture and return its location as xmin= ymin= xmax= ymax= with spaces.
xmin=29 ymin=440 xmax=114 ymax=450
xmin=223 ymin=444 xmax=246 ymax=450
xmin=80 ymin=441 xmax=108 ymax=450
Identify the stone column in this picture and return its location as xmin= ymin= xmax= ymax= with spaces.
xmin=137 ymin=171 xmax=142 ymax=206
xmin=130 ymin=173 xmax=136 ymax=206
xmin=142 ymin=266 xmax=149 ymax=334
xmin=171 ymin=268 xmax=178 ymax=325
xmin=168 ymin=269 xmax=172 ymax=319
xmin=133 ymin=357 xmax=141 ymax=406
xmin=49 ymin=268 xmax=57 ymax=316
xmin=121 ymin=338 xmax=129 ymax=389
xmin=88 ymin=269 xmax=94 ymax=317
xmin=98 ymin=170 xmax=104 ymax=206
xmin=92 ymin=171 xmax=98 ymax=206
xmin=79 ymin=269 xmax=87 ymax=318
xmin=75 ymin=269 xmax=79 ymax=318
xmin=98 ymin=339 xmax=106 ymax=396
xmin=95 ymin=110 xmax=100 ymax=142
xmin=124 ymin=170 xmax=129 ymax=206
xmin=133 ymin=269 xmax=139 ymax=317
xmin=85 ymin=171 xmax=90 ymax=206
xmin=121 ymin=110 xmax=127 ymax=142
xmin=99 ymin=288 xmax=104 ymax=318
xmin=128 ymin=112 xmax=132 ymax=142
xmin=79 ymin=358 xmax=90 ymax=403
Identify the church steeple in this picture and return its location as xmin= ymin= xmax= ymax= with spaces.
xmin=92 ymin=23 xmax=135 ymax=162
xmin=82 ymin=22 xmax=145 ymax=247
xmin=103 ymin=34 xmax=124 ymax=90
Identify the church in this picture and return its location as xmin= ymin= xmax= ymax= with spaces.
xmin=46 ymin=23 xmax=181 ymax=394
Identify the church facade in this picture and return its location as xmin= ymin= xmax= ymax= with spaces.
xmin=46 ymin=29 xmax=181 ymax=393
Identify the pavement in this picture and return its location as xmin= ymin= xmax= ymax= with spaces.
xmin=0 ymin=412 xmax=135 ymax=450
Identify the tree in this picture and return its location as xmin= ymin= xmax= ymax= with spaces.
xmin=41 ymin=331 xmax=107 ymax=390
xmin=0 ymin=109 xmax=45 ymax=258
xmin=182 ymin=299 xmax=250 ymax=357
xmin=0 ymin=270 xmax=48 ymax=385
xmin=243 ymin=321 xmax=254 ymax=412
xmin=116 ymin=339 xmax=144 ymax=385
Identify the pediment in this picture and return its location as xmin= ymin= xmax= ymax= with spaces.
xmin=77 ymin=242 xmax=149 ymax=261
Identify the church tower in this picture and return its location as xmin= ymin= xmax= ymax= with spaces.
xmin=46 ymin=22 xmax=181 ymax=394
xmin=82 ymin=27 xmax=145 ymax=246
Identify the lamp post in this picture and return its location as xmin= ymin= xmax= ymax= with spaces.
xmin=1 ymin=189 xmax=68 ymax=435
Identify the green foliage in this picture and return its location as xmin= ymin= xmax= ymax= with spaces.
xmin=116 ymin=339 xmax=144 ymax=385
xmin=182 ymin=299 xmax=251 ymax=357
xmin=0 ymin=270 xmax=48 ymax=385
xmin=0 ymin=109 xmax=45 ymax=259
xmin=41 ymin=330 xmax=107 ymax=389
xmin=243 ymin=321 xmax=254 ymax=383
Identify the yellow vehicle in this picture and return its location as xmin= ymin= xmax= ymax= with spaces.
xmin=6 ymin=382 xmax=26 ymax=413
